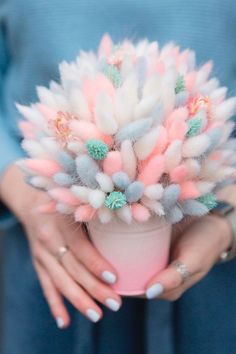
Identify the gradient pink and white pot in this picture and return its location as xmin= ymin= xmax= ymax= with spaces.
xmin=87 ymin=217 xmax=172 ymax=296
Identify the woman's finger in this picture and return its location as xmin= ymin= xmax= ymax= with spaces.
xmin=34 ymin=260 xmax=70 ymax=329
xmin=61 ymin=251 xmax=122 ymax=312
xmin=157 ymin=271 xmax=205 ymax=301
xmin=63 ymin=223 xmax=118 ymax=285
xmin=36 ymin=221 xmax=121 ymax=312
xmin=145 ymin=252 xmax=200 ymax=299
xmin=36 ymin=244 xmax=103 ymax=323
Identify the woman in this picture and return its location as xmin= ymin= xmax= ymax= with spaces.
xmin=0 ymin=1 xmax=236 ymax=353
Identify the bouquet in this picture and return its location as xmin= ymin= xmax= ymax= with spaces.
xmin=16 ymin=35 xmax=236 ymax=294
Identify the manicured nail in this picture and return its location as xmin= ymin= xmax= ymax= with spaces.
xmin=56 ymin=317 xmax=65 ymax=329
xmin=146 ymin=283 xmax=164 ymax=299
xmin=102 ymin=271 xmax=117 ymax=284
xmin=86 ymin=309 xmax=101 ymax=323
xmin=105 ymin=298 xmax=121 ymax=312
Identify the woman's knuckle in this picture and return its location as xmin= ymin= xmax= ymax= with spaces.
xmin=169 ymin=276 xmax=181 ymax=289
xmin=38 ymin=228 xmax=51 ymax=244
xmin=67 ymin=289 xmax=81 ymax=304
xmin=32 ymin=247 xmax=41 ymax=260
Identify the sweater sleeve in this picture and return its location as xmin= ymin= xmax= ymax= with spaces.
xmin=0 ymin=25 xmax=25 ymax=230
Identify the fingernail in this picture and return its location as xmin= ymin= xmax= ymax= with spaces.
xmin=146 ymin=283 xmax=164 ymax=299
xmin=86 ymin=309 xmax=101 ymax=323
xmin=102 ymin=271 xmax=117 ymax=284
xmin=56 ymin=317 xmax=65 ymax=329
xmin=105 ymin=298 xmax=121 ymax=312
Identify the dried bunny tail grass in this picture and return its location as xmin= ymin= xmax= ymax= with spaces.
xmin=149 ymin=126 xmax=168 ymax=156
xmin=70 ymin=120 xmax=112 ymax=146
xmin=21 ymin=140 xmax=48 ymax=158
xmin=97 ymin=206 xmax=113 ymax=223
xmin=165 ymin=107 xmax=188 ymax=129
xmin=134 ymin=95 xmax=157 ymax=120
xmin=74 ymin=204 xmax=96 ymax=222
xmin=144 ymin=184 xmax=164 ymax=200
xmin=196 ymin=181 xmax=215 ymax=194
xmin=98 ymin=33 xmax=113 ymax=58
xmin=16 ymin=103 xmax=46 ymax=126
xmin=56 ymin=203 xmax=75 ymax=215
xmin=161 ymin=184 xmax=181 ymax=210
xmin=114 ymin=78 xmax=138 ymax=126
xmin=131 ymin=203 xmax=151 ymax=222
xmin=95 ymin=172 xmax=114 ymax=193
xmin=138 ymin=155 xmax=165 ymax=186
xmin=37 ymin=104 xmax=58 ymax=121
xmin=184 ymin=159 xmax=201 ymax=179
xmin=194 ymin=61 xmax=213 ymax=88
xmin=68 ymin=89 xmax=92 ymax=120
xmin=37 ymin=86 xmax=70 ymax=111
xmin=36 ymin=86 xmax=59 ymax=109
xmin=141 ymin=196 xmax=165 ymax=216
xmin=180 ymin=199 xmax=209 ymax=217
xmin=53 ymin=172 xmax=76 ymax=187
xmin=49 ymin=188 xmax=80 ymax=206
xmin=67 ymin=141 xmax=85 ymax=155
xmin=88 ymin=189 xmax=106 ymax=209
xmin=168 ymin=119 xmax=188 ymax=142
xmin=57 ymin=152 xmax=76 ymax=174
xmin=116 ymin=205 xmax=132 ymax=224
xmin=199 ymin=77 xmax=219 ymax=96
xmin=209 ymin=87 xmax=227 ymax=103
xmin=143 ymin=73 xmax=162 ymax=99
xmin=212 ymin=97 xmax=236 ymax=121
xmin=40 ymin=137 xmax=60 ymax=156
xmin=125 ymin=181 xmax=144 ymax=203
xmin=112 ymin=171 xmax=130 ymax=190
xmin=179 ymin=181 xmax=200 ymax=200
xmin=71 ymin=186 xmax=91 ymax=203
xmin=182 ymin=134 xmax=210 ymax=158
xmin=120 ymin=140 xmax=137 ymax=181
xmin=134 ymin=127 xmax=160 ymax=160
xmin=103 ymin=151 xmax=122 ymax=176
xmin=95 ymin=92 xmax=118 ymax=135
xmin=170 ymin=164 xmax=188 ymax=183
xmin=76 ymin=154 xmax=100 ymax=188
xmin=18 ymin=121 xmax=36 ymax=139
xmin=115 ymin=117 xmax=153 ymax=143
xmin=29 ymin=176 xmax=53 ymax=190
xmin=16 ymin=36 xmax=236 ymax=224
xmin=17 ymin=158 xmax=61 ymax=177
xmin=164 ymin=140 xmax=182 ymax=172
xmin=165 ymin=205 xmax=183 ymax=224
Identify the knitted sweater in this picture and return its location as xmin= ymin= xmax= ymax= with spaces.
xmin=0 ymin=0 xmax=236 ymax=226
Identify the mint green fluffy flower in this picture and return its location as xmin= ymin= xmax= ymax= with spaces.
xmin=197 ymin=193 xmax=217 ymax=210
xmin=175 ymin=74 xmax=185 ymax=94
xmin=103 ymin=64 xmax=122 ymax=88
xmin=104 ymin=191 xmax=127 ymax=210
xmin=85 ymin=139 xmax=109 ymax=160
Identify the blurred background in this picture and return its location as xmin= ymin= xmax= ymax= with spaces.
xmin=0 ymin=234 xmax=3 ymax=344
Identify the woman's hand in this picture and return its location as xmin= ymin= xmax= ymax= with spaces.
xmin=0 ymin=165 xmax=122 ymax=328
xmin=145 ymin=214 xmax=232 ymax=300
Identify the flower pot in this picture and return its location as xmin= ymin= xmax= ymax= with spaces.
xmin=87 ymin=216 xmax=172 ymax=296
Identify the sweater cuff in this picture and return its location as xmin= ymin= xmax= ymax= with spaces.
xmin=0 ymin=127 xmax=25 ymax=230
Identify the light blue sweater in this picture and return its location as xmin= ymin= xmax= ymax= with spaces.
xmin=0 ymin=0 xmax=236 ymax=227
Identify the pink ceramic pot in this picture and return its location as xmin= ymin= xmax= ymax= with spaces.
xmin=87 ymin=216 xmax=172 ymax=296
